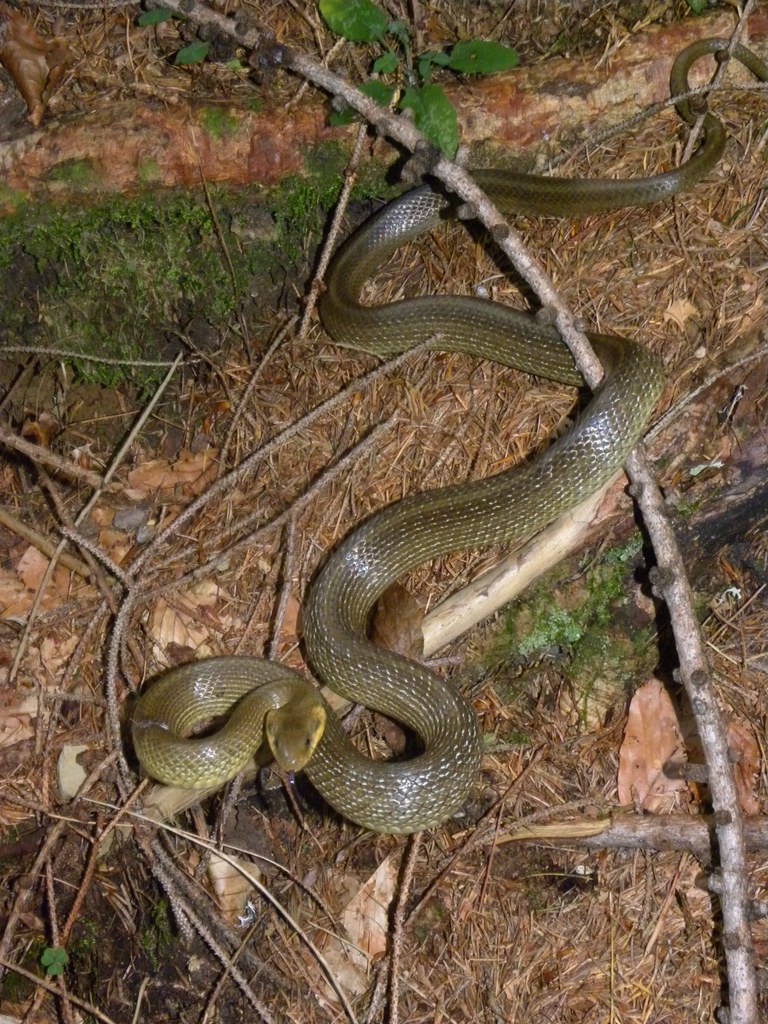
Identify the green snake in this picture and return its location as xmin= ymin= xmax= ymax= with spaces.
xmin=132 ymin=39 xmax=768 ymax=834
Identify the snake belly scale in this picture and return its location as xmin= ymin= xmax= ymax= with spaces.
xmin=131 ymin=39 xmax=768 ymax=834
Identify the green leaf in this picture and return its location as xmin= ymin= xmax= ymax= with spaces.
xmin=329 ymin=79 xmax=395 ymax=125
xmin=400 ymin=83 xmax=458 ymax=158
xmin=417 ymin=50 xmax=449 ymax=83
xmin=447 ymin=40 xmax=518 ymax=75
xmin=137 ymin=7 xmax=175 ymax=26
xmin=372 ymin=51 xmax=398 ymax=75
xmin=685 ymin=0 xmax=707 ymax=11
xmin=318 ymin=0 xmax=387 ymax=43
xmin=173 ymin=40 xmax=211 ymax=66
xmin=41 ymin=947 xmax=69 ymax=978
xmin=361 ymin=79 xmax=395 ymax=106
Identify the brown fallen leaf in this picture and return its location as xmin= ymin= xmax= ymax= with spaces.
xmin=126 ymin=448 xmax=219 ymax=500
xmin=727 ymin=720 xmax=761 ymax=816
xmin=340 ymin=853 xmax=397 ymax=963
xmin=146 ymin=581 xmax=233 ymax=664
xmin=0 ymin=2 xmax=68 ymax=126
xmin=304 ymin=855 xmax=398 ymax=1005
xmin=370 ymin=582 xmax=425 ymax=659
xmin=207 ymin=853 xmax=258 ymax=925
xmin=39 ymin=633 xmax=79 ymax=677
xmin=0 ymin=546 xmax=76 ymax=622
xmin=0 ymin=688 xmax=37 ymax=750
xmin=662 ymin=297 xmax=698 ymax=332
xmin=16 ymin=544 xmax=52 ymax=591
xmin=617 ymin=679 xmax=689 ymax=813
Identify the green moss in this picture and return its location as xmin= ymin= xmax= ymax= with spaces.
xmin=673 ymin=496 xmax=702 ymax=519
xmin=0 ymin=141 xmax=393 ymax=388
xmin=69 ymin=919 xmax=98 ymax=979
xmin=44 ymin=159 xmax=100 ymax=187
xmin=496 ymin=534 xmax=645 ymax=665
xmin=199 ymin=106 xmax=238 ymax=140
xmin=0 ymin=184 xmax=26 ymax=215
xmin=140 ymin=898 xmax=174 ymax=971
xmin=268 ymin=140 xmax=393 ymax=258
xmin=0 ymin=186 xmax=280 ymax=388
xmin=137 ymin=158 xmax=161 ymax=185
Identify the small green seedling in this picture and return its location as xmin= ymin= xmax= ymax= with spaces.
xmin=40 ymin=946 xmax=69 ymax=978
xmin=319 ymin=0 xmax=518 ymax=157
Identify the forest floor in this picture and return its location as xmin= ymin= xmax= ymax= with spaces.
xmin=0 ymin=2 xmax=767 ymax=1022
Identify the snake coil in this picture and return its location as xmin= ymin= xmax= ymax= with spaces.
xmin=132 ymin=39 xmax=768 ymax=833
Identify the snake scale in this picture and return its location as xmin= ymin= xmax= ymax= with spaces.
xmin=132 ymin=39 xmax=768 ymax=833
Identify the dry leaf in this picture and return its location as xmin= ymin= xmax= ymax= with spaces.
xmin=727 ymin=720 xmax=761 ymax=816
xmin=618 ymin=679 xmax=689 ymax=812
xmin=146 ymin=582 xmax=231 ymax=662
xmin=662 ymin=298 xmax=698 ymax=331
xmin=56 ymin=744 xmax=89 ymax=800
xmin=39 ymin=634 xmax=79 ymax=677
xmin=147 ymin=597 xmax=213 ymax=658
xmin=341 ymin=853 xmax=397 ymax=963
xmin=207 ymin=853 xmax=258 ymax=924
xmin=0 ymin=548 xmax=74 ymax=622
xmin=280 ymin=593 xmax=301 ymax=639
xmin=97 ymin=527 xmax=132 ymax=567
xmin=0 ymin=689 xmax=37 ymax=750
xmin=0 ymin=566 xmax=34 ymax=622
xmin=304 ymin=857 xmax=399 ymax=1004
xmin=16 ymin=545 xmax=52 ymax=590
xmin=370 ymin=582 xmax=425 ymax=658
xmin=0 ymin=2 xmax=68 ymax=126
xmin=127 ymin=449 xmax=218 ymax=500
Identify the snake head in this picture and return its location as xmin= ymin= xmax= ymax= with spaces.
xmin=264 ymin=697 xmax=326 ymax=773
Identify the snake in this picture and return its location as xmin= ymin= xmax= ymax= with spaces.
xmin=132 ymin=39 xmax=768 ymax=834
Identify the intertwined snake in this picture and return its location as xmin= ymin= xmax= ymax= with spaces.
xmin=132 ymin=39 xmax=768 ymax=833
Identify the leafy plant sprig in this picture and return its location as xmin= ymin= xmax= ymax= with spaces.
xmin=137 ymin=7 xmax=211 ymax=66
xmin=318 ymin=0 xmax=518 ymax=157
xmin=40 ymin=946 xmax=69 ymax=978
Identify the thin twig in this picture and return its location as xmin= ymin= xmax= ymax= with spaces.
xmin=0 ymin=344 xmax=180 ymax=366
xmin=0 ymin=507 xmax=91 ymax=577
xmin=44 ymin=858 xmax=76 ymax=1024
xmin=220 ymin=316 xmax=297 ymax=467
xmin=299 ymin=119 xmax=370 ymax=339
xmin=268 ymin=516 xmax=297 ymax=660
xmin=0 ymin=420 xmax=102 ymax=488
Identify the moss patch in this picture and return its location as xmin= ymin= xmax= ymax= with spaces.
xmin=0 ymin=189 xmax=263 ymax=388
xmin=490 ymin=534 xmax=656 ymax=725
xmin=43 ymin=158 xmax=101 ymax=188
xmin=198 ymin=106 xmax=238 ymax=140
xmin=0 ymin=150 xmax=393 ymax=389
